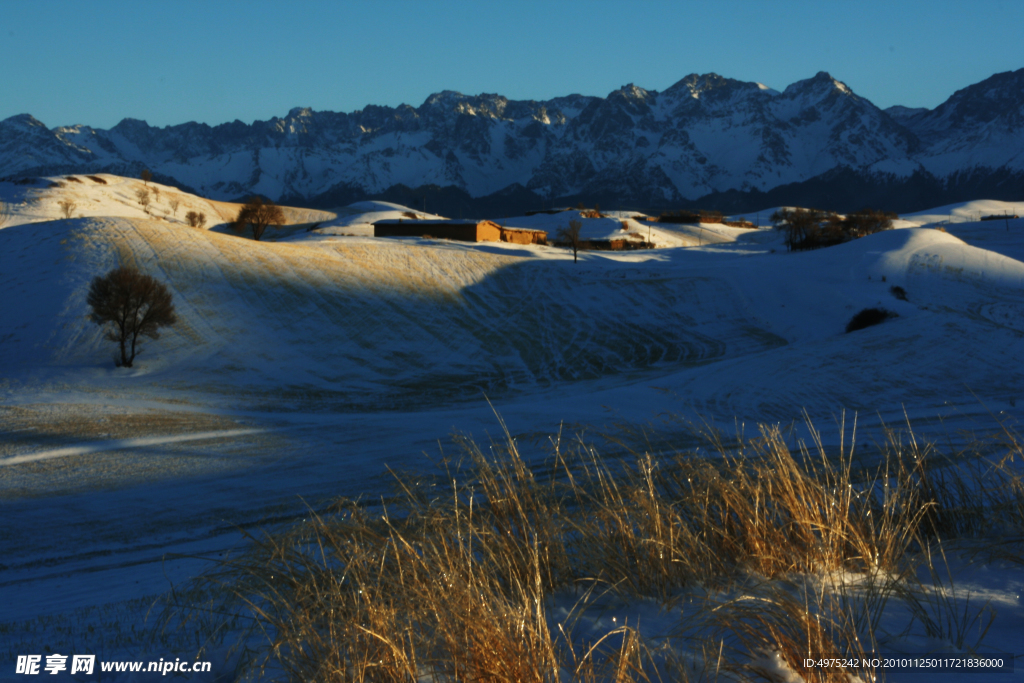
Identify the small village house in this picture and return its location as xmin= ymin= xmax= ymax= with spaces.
xmin=374 ymin=219 xmax=547 ymax=245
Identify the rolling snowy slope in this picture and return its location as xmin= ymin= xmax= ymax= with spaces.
xmin=0 ymin=215 xmax=788 ymax=412
xmin=3 ymin=180 xmax=1024 ymax=680
xmin=3 ymin=183 xmax=1023 ymax=424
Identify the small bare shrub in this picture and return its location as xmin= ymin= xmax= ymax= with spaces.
xmin=891 ymin=285 xmax=908 ymax=301
xmin=57 ymin=199 xmax=76 ymax=219
xmin=135 ymin=187 xmax=151 ymax=213
xmin=185 ymin=211 xmax=207 ymax=229
xmin=846 ymin=307 xmax=896 ymax=332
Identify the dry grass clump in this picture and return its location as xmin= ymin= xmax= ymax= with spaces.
xmin=179 ymin=415 xmax=1024 ymax=681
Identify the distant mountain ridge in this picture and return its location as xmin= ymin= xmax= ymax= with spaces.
xmin=2 ymin=68 xmax=1022 ymax=214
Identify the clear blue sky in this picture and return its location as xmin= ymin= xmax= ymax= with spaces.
xmin=3 ymin=0 xmax=1021 ymax=129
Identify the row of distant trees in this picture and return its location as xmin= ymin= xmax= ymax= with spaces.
xmin=135 ymin=170 xmax=281 ymax=238
xmin=56 ymin=167 xmax=280 ymax=235
xmin=138 ymin=177 xmax=283 ymax=240
xmin=134 ymin=183 xmax=199 ymax=226
xmin=771 ymin=208 xmax=896 ymax=251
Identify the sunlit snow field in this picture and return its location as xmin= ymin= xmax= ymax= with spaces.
xmin=1 ymin=175 xmax=1023 ymax=680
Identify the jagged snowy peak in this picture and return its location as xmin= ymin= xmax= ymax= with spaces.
xmin=782 ymin=70 xmax=851 ymax=95
xmin=521 ymin=71 xmax=914 ymax=200
xmin=662 ymin=72 xmax=777 ymax=106
xmin=2 ymin=69 xmax=1022 ymax=206
xmin=0 ymin=114 xmax=96 ymax=174
xmin=770 ymin=72 xmax=893 ymax=130
xmin=629 ymin=71 xmax=920 ymax=196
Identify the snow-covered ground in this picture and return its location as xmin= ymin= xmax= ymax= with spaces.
xmin=1 ymin=177 xmax=1023 ymax=680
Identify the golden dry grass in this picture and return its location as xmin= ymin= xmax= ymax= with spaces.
xmin=171 ymin=414 xmax=1024 ymax=682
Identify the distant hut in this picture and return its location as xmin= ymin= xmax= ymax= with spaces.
xmin=374 ymin=219 xmax=546 ymax=245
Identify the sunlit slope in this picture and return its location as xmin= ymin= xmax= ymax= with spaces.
xmin=0 ymin=173 xmax=335 ymax=231
xmin=0 ymin=218 xmax=786 ymax=409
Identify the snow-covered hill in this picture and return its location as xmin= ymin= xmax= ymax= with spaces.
xmin=0 ymin=173 xmax=334 ymax=232
xmin=2 ymin=69 xmax=1022 ymax=209
xmin=3 ymin=180 xmax=1023 ymax=418
xmin=3 ymin=182 xmax=1024 ymax=680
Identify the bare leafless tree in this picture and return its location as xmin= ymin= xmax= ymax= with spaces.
xmin=233 ymin=196 xmax=285 ymax=241
xmin=558 ymin=219 xmax=584 ymax=263
xmin=141 ymin=169 xmax=152 ymax=186
xmin=135 ymin=187 xmax=151 ymax=214
xmin=57 ymin=199 xmax=77 ymax=219
xmin=87 ymin=266 xmax=177 ymax=367
xmin=168 ymin=198 xmax=180 ymax=217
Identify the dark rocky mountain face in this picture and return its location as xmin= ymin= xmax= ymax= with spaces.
xmin=894 ymin=69 xmax=1024 ymax=149
xmin=3 ymin=68 xmax=1022 ymax=215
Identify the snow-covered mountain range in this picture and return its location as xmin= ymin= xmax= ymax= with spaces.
xmin=2 ymin=69 xmax=1022 ymax=212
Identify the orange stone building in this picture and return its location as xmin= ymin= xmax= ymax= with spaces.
xmin=374 ymin=219 xmax=546 ymax=245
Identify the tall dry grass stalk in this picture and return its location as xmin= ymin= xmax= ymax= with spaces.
xmin=174 ymin=414 xmax=1024 ymax=681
